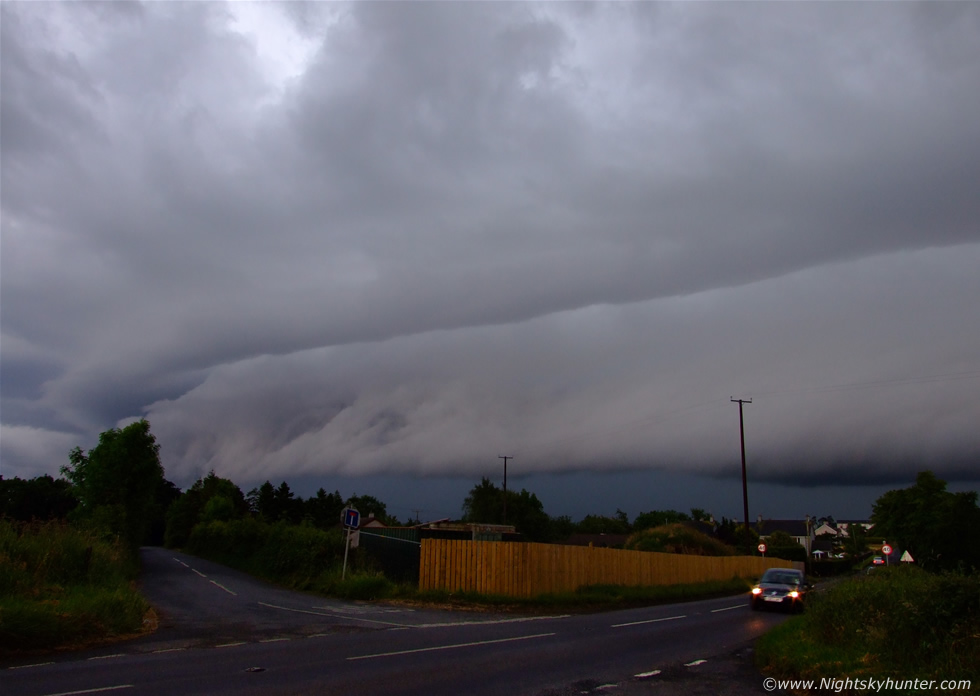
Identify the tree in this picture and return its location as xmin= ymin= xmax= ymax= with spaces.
xmin=304 ymin=488 xmax=345 ymax=530
xmin=633 ymin=509 xmax=689 ymax=532
xmin=461 ymin=478 xmax=501 ymax=524
xmin=62 ymin=419 xmax=168 ymax=547
xmin=461 ymin=478 xmax=553 ymax=541
xmin=0 ymin=475 xmax=78 ymax=521
xmin=165 ymin=472 xmax=248 ymax=547
xmin=576 ymin=513 xmax=631 ymax=535
xmin=346 ymin=494 xmax=395 ymax=525
xmin=871 ymin=471 xmax=980 ymax=572
xmin=247 ymin=481 xmax=277 ymax=520
xmin=274 ymin=481 xmax=302 ymax=524
xmin=765 ymin=530 xmax=807 ymax=562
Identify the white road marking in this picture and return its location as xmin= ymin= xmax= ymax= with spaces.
xmin=209 ymin=579 xmax=237 ymax=595
xmin=172 ymin=558 xmax=189 ymax=568
xmin=215 ymin=642 xmax=246 ymax=648
xmin=410 ymin=614 xmax=570 ymax=629
xmin=635 ymin=670 xmax=662 ymax=678
xmin=710 ymin=604 xmax=742 ymax=613
xmin=259 ymin=638 xmax=290 ymax=643
xmin=611 ymin=614 xmax=686 ymax=628
xmin=39 ymin=686 xmax=133 ymax=696
xmin=8 ymin=661 xmax=55 ymax=669
xmin=596 ymin=685 xmax=618 ymax=691
xmin=87 ymin=654 xmax=124 ymax=661
xmin=258 ymin=601 xmax=410 ymax=627
xmin=685 ymin=659 xmax=707 ymax=666
xmin=191 ymin=569 xmax=207 ymax=578
xmin=151 ymin=648 xmax=185 ymax=654
xmin=306 ymin=633 xmax=330 ymax=638
xmin=348 ymin=632 xmax=556 ymax=661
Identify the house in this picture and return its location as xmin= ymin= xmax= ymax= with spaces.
xmin=753 ymin=516 xmax=815 ymax=555
xmin=813 ymin=522 xmax=839 ymax=538
xmin=836 ymin=520 xmax=873 ymax=538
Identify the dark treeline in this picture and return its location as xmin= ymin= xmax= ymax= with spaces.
xmin=3 ymin=420 xmax=977 ymax=572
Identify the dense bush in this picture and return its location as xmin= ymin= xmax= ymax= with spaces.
xmin=624 ymin=523 xmax=736 ymax=556
xmin=757 ymin=565 xmax=979 ymax=681
xmin=185 ymin=518 xmax=348 ymax=589
xmin=0 ymin=520 xmax=148 ymax=652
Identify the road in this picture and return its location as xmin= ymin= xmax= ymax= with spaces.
xmin=1 ymin=547 xmax=793 ymax=696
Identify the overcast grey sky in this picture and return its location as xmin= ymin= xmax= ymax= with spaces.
xmin=2 ymin=1 xmax=978 ymax=522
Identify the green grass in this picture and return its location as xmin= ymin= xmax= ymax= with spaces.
xmin=0 ymin=520 xmax=150 ymax=653
xmin=756 ymin=566 xmax=979 ymax=688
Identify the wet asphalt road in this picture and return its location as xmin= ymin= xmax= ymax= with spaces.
xmin=1 ymin=547 xmax=794 ymax=695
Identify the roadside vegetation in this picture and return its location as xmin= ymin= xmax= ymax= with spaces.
xmin=7 ymin=418 xmax=978 ymax=662
xmin=0 ymin=520 xmax=149 ymax=653
xmin=625 ymin=522 xmax=736 ymax=556
xmin=758 ymin=473 xmax=980 ymax=687
xmin=757 ymin=566 xmax=979 ymax=685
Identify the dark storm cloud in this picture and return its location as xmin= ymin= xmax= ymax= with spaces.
xmin=1 ymin=2 xmax=978 ymax=497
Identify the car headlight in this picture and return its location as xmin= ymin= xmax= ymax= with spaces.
xmin=751 ymin=587 xmax=762 ymax=595
xmin=788 ymin=591 xmax=799 ymax=598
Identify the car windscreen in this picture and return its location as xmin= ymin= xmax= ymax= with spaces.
xmin=762 ymin=571 xmax=800 ymax=585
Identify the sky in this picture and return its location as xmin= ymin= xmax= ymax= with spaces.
xmin=2 ymin=1 xmax=979 ymax=525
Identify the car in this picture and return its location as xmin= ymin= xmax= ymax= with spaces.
xmin=750 ymin=568 xmax=809 ymax=612
xmin=872 ymin=556 xmax=885 ymax=565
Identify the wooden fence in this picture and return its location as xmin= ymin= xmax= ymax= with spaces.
xmin=419 ymin=539 xmax=797 ymax=598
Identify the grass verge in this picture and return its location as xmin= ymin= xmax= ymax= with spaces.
xmin=0 ymin=520 xmax=151 ymax=654
xmin=756 ymin=566 xmax=979 ymax=688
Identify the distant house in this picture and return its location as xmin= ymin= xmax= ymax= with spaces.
xmin=836 ymin=520 xmax=873 ymax=538
xmin=813 ymin=522 xmax=839 ymax=538
xmin=753 ymin=517 xmax=815 ymax=555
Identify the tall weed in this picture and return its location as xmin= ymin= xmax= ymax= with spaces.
xmin=0 ymin=520 xmax=148 ymax=652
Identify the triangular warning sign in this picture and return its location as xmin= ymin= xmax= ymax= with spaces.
xmin=900 ymin=550 xmax=914 ymax=563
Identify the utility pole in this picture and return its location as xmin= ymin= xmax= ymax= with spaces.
xmin=731 ymin=398 xmax=752 ymax=534
xmin=498 ymin=455 xmax=513 ymax=525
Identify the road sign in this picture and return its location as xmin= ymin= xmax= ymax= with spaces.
xmin=881 ymin=544 xmax=893 ymax=555
xmin=343 ymin=507 xmax=360 ymax=529
xmin=758 ymin=543 xmax=767 ymax=554
xmin=900 ymin=550 xmax=914 ymax=563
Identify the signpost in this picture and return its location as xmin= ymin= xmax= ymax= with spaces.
xmin=341 ymin=507 xmax=360 ymax=580
xmin=758 ymin=543 xmax=767 ymax=557
xmin=881 ymin=543 xmax=892 ymax=566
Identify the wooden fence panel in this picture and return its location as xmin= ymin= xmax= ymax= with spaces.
xmin=419 ymin=539 xmax=798 ymax=598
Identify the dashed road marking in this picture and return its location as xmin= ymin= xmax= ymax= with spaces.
xmin=209 ymin=579 xmax=237 ymax=595
xmin=685 ymin=659 xmax=708 ymax=667
xmin=151 ymin=648 xmax=185 ymax=654
xmin=635 ymin=670 xmax=662 ymax=678
xmin=259 ymin=638 xmax=290 ymax=643
xmin=8 ymin=661 xmax=55 ymax=669
xmin=215 ymin=642 xmax=246 ymax=648
xmin=710 ymin=604 xmax=742 ymax=613
xmin=348 ymin=632 xmax=556 ymax=661
xmin=191 ymin=569 xmax=207 ymax=578
xmin=87 ymin=654 xmax=124 ymax=661
xmin=611 ymin=614 xmax=686 ymax=628
xmin=259 ymin=601 xmax=410 ymax=627
xmin=39 ymin=686 xmax=133 ymax=696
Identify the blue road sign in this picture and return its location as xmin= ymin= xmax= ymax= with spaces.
xmin=344 ymin=508 xmax=360 ymax=529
